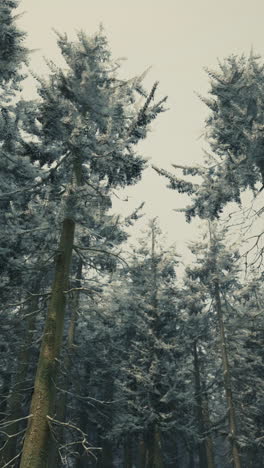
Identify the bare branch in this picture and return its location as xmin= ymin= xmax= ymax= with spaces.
xmin=73 ymin=245 xmax=129 ymax=267
xmin=1 ymin=450 xmax=23 ymax=468
xmin=0 ymin=414 xmax=32 ymax=428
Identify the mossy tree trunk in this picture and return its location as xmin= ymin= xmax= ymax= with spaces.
xmin=19 ymin=216 xmax=75 ymax=468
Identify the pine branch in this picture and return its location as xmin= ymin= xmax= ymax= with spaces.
xmin=171 ymin=163 xmax=205 ymax=176
xmin=152 ymin=164 xmax=199 ymax=194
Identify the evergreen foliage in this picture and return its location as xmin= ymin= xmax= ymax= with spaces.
xmin=154 ymin=53 xmax=264 ymax=220
xmin=0 ymin=4 xmax=263 ymax=468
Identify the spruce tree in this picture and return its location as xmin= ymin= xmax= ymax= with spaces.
xmin=19 ymin=29 xmax=166 ymax=467
xmin=106 ymin=220 xmax=196 ymax=467
xmin=186 ymin=224 xmax=242 ymax=468
xmin=154 ymin=53 xmax=264 ymax=220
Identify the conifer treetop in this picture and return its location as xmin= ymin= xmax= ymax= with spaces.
xmin=154 ymin=53 xmax=264 ymax=221
xmin=0 ymin=0 xmax=28 ymax=88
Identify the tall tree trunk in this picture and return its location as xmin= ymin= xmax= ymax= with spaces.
xmin=154 ymin=428 xmax=164 ymax=468
xmin=145 ymin=224 xmax=164 ymax=468
xmin=202 ymin=389 xmax=215 ymax=468
xmin=214 ymin=281 xmax=241 ymax=468
xmin=193 ymin=341 xmax=209 ymax=468
xmin=47 ymin=260 xmax=83 ymax=467
xmin=124 ymin=435 xmax=133 ymax=468
xmin=188 ymin=449 xmax=195 ymax=468
xmin=76 ymin=402 xmax=95 ymax=468
xmin=2 ymin=294 xmax=39 ymax=464
xmin=144 ymin=426 xmax=164 ymax=468
xmin=98 ymin=376 xmax=114 ymax=468
xmin=139 ymin=437 xmax=147 ymax=468
xmin=100 ymin=439 xmax=113 ymax=468
xmin=20 ymin=217 xmax=75 ymax=468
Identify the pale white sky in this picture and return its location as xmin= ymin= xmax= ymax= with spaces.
xmin=16 ymin=0 xmax=264 ymax=255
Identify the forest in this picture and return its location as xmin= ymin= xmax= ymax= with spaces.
xmin=0 ymin=1 xmax=263 ymax=467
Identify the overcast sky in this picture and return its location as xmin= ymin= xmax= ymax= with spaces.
xmin=16 ymin=0 xmax=264 ymax=255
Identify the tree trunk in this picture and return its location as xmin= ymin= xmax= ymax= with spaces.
xmin=139 ymin=438 xmax=147 ymax=468
xmin=188 ymin=450 xmax=195 ymax=468
xmin=2 ymin=294 xmax=38 ymax=464
xmin=153 ymin=428 xmax=164 ymax=468
xmin=47 ymin=260 xmax=83 ymax=467
xmin=101 ymin=439 xmax=113 ymax=468
xmin=193 ymin=341 xmax=209 ymax=468
xmin=20 ymin=217 xmax=75 ymax=468
xmin=214 ymin=282 xmax=241 ymax=468
xmin=144 ymin=426 xmax=164 ymax=468
xmin=144 ymin=225 xmax=164 ymax=468
xmin=124 ymin=435 xmax=133 ymax=468
xmin=98 ymin=376 xmax=114 ymax=468
xmin=202 ymin=390 xmax=215 ymax=468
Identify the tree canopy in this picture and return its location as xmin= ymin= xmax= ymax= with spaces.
xmin=0 ymin=4 xmax=263 ymax=468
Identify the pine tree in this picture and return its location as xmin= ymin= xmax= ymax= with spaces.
xmin=19 ymin=29 xmax=166 ymax=467
xmin=186 ymin=224 xmax=242 ymax=468
xmin=179 ymin=268 xmax=216 ymax=468
xmin=224 ymin=275 xmax=264 ymax=467
xmin=0 ymin=0 xmax=35 ymax=301
xmin=0 ymin=4 xmax=48 ymax=465
xmin=107 ymin=220 xmax=196 ymax=467
xmin=153 ymin=53 xmax=264 ymax=220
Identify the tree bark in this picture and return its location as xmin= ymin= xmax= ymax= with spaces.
xmin=143 ymin=224 xmax=164 ymax=468
xmin=124 ymin=435 xmax=133 ymax=468
xmin=100 ymin=439 xmax=113 ymax=468
xmin=47 ymin=260 xmax=83 ymax=467
xmin=153 ymin=428 xmax=165 ymax=468
xmin=144 ymin=426 xmax=164 ymax=468
xmin=193 ymin=341 xmax=210 ymax=468
xmin=202 ymin=389 xmax=215 ymax=468
xmin=139 ymin=437 xmax=147 ymax=468
xmin=214 ymin=281 xmax=241 ymax=468
xmin=2 ymin=294 xmax=38 ymax=465
xmin=98 ymin=375 xmax=114 ymax=468
xmin=20 ymin=217 xmax=75 ymax=468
